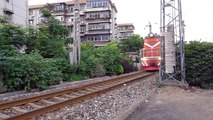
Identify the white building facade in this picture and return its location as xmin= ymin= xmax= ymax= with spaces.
xmin=117 ymin=23 xmax=135 ymax=39
xmin=0 ymin=0 xmax=28 ymax=26
xmin=28 ymin=0 xmax=118 ymax=46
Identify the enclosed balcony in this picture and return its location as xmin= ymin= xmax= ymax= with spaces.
xmin=3 ymin=2 xmax=14 ymax=15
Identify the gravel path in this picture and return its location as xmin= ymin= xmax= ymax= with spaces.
xmin=37 ymin=75 xmax=158 ymax=120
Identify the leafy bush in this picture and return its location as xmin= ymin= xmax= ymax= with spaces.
xmin=80 ymin=42 xmax=106 ymax=77
xmin=0 ymin=52 xmax=63 ymax=92
xmin=185 ymin=41 xmax=213 ymax=89
xmin=94 ymin=42 xmax=124 ymax=75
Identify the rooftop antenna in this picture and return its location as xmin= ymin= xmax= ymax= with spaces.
xmin=144 ymin=22 xmax=158 ymax=36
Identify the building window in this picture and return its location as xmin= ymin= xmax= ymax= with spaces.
xmin=39 ymin=10 xmax=42 ymax=14
xmin=61 ymin=16 xmax=64 ymax=21
xmin=55 ymin=5 xmax=64 ymax=11
xmin=81 ymin=36 xmax=85 ymax=42
xmin=80 ymin=26 xmax=85 ymax=32
xmin=86 ymin=0 xmax=108 ymax=8
xmin=95 ymin=36 xmax=101 ymax=41
xmin=5 ymin=0 xmax=9 ymax=3
xmin=29 ymin=10 xmax=33 ymax=15
xmin=69 ymin=6 xmax=73 ymax=12
xmin=88 ymin=23 xmax=110 ymax=30
xmin=86 ymin=12 xmax=110 ymax=19
xmin=87 ymin=35 xmax=110 ymax=42
xmin=102 ymin=35 xmax=109 ymax=41
xmin=87 ymin=36 xmax=94 ymax=41
xmin=80 ymin=5 xmax=85 ymax=10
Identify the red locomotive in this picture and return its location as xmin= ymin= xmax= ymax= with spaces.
xmin=140 ymin=28 xmax=161 ymax=71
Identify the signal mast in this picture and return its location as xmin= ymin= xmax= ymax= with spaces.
xmin=159 ymin=0 xmax=188 ymax=86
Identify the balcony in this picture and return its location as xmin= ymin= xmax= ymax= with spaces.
xmin=84 ymin=7 xmax=111 ymax=12
xmin=52 ymin=12 xmax=66 ymax=16
xmin=85 ymin=15 xmax=111 ymax=20
xmin=85 ymin=29 xmax=111 ymax=35
xmin=118 ymin=30 xmax=134 ymax=33
xmin=66 ymin=21 xmax=74 ymax=26
xmin=80 ymin=21 xmax=86 ymax=25
xmin=29 ymin=15 xmax=35 ymax=20
xmin=80 ymin=33 xmax=85 ymax=36
xmin=3 ymin=2 xmax=13 ymax=14
xmin=86 ymin=19 xmax=111 ymax=24
xmin=93 ymin=41 xmax=111 ymax=47
xmin=80 ymin=11 xmax=85 ymax=15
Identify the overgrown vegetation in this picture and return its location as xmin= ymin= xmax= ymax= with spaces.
xmin=1 ymin=10 xmax=212 ymax=93
xmin=185 ymin=41 xmax=213 ymax=89
xmin=1 ymin=9 xmax=212 ymax=93
xmin=0 ymin=10 xmax=138 ymax=93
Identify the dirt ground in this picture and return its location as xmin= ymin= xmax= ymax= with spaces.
xmin=125 ymin=85 xmax=213 ymax=120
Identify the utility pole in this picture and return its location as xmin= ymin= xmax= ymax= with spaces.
xmin=68 ymin=0 xmax=81 ymax=64
xmin=159 ymin=0 xmax=188 ymax=86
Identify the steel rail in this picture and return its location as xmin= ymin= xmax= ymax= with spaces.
xmin=0 ymin=71 xmax=155 ymax=120
xmin=0 ymin=71 xmax=142 ymax=110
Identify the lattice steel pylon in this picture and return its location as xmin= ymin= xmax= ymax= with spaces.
xmin=159 ymin=0 xmax=188 ymax=86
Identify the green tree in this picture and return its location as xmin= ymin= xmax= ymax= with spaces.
xmin=94 ymin=42 xmax=123 ymax=75
xmin=80 ymin=42 xmax=106 ymax=77
xmin=0 ymin=13 xmax=71 ymax=92
xmin=37 ymin=9 xmax=69 ymax=58
xmin=118 ymin=35 xmax=144 ymax=53
xmin=25 ymin=26 xmax=39 ymax=53
xmin=0 ymin=23 xmax=26 ymax=50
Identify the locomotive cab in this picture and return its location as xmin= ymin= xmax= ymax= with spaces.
xmin=140 ymin=33 xmax=161 ymax=71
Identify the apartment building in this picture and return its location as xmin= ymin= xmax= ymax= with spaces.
xmin=117 ymin=23 xmax=135 ymax=38
xmin=28 ymin=0 xmax=117 ymax=46
xmin=0 ymin=0 xmax=28 ymax=26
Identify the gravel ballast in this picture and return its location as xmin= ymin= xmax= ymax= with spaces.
xmin=38 ymin=74 xmax=158 ymax=120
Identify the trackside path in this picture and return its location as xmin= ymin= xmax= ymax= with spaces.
xmin=125 ymin=86 xmax=213 ymax=120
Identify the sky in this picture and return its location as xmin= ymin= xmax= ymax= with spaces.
xmin=29 ymin=0 xmax=213 ymax=42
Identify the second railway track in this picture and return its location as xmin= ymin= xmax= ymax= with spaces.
xmin=0 ymin=71 xmax=155 ymax=120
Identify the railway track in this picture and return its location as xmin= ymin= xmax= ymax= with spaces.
xmin=0 ymin=71 xmax=155 ymax=120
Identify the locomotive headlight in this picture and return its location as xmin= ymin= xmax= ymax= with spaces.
xmin=141 ymin=58 xmax=147 ymax=61
xmin=158 ymin=57 xmax=162 ymax=60
xmin=150 ymin=33 xmax=154 ymax=37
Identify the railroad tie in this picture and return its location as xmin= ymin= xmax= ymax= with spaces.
xmin=53 ymin=97 xmax=66 ymax=101
xmin=12 ymin=106 xmax=28 ymax=113
xmin=27 ymin=103 xmax=43 ymax=109
xmin=63 ymin=94 xmax=79 ymax=99
xmin=40 ymin=100 xmax=56 ymax=105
